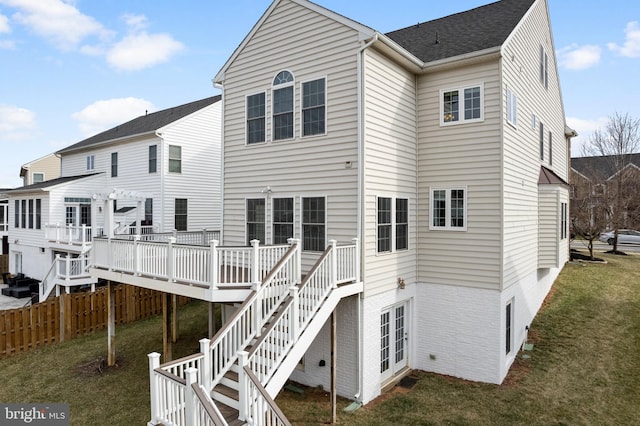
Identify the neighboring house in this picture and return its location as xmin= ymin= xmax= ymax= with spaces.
xmin=6 ymin=95 xmax=222 ymax=298
xmin=19 ymin=153 xmax=61 ymax=186
xmin=89 ymin=0 xmax=574 ymax=424
xmin=571 ymin=153 xmax=640 ymax=230
xmin=0 ymin=190 xmax=10 ymax=255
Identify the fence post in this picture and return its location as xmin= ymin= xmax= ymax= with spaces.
xmin=185 ymin=367 xmax=197 ymax=426
xmin=237 ymin=351 xmax=249 ymax=422
xmin=148 ymin=352 xmax=161 ymax=425
xmin=290 ymin=286 xmax=300 ymax=339
xmin=167 ymin=237 xmax=176 ymax=283
xmin=353 ymin=238 xmax=360 ymax=282
xmin=329 ymin=240 xmax=337 ymax=289
xmin=199 ymin=338 xmax=211 ymax=390
xmin=250 ymin=239 xmax=260 ymax=290
xmin=208 ymin=240 xmax=219 ymax=294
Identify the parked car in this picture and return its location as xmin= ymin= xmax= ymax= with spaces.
xmin=599 ymin=229 xmax=640 ymax=245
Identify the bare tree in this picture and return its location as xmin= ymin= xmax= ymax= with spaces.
xmin=582 ymin=112 xmax=640 ymax=253
xmin=570 ymin=169 xmax=608 ymax=260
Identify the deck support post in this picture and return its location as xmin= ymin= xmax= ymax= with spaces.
xmin=331 ymin=309 xmax=337 ymax=425
xmin=208 ymin=302 xmax=216 ymax=337
xmin=107 ymin=280 xmax=116 ymax=366
xmin=172 ymin=294 xmax=178 ymax=343
xmin=162 ymin=292 xmax=173 ymax=362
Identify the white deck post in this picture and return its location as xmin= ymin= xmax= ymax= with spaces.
xmin=64 ymin=255 xmax=71 ymax=282
xmin=136 ymin=199 xmax=143 ymax=236
xmin=148 ymin=352 xmax=161 ymax=425
xmin=185 ymin=367 xmax=197 ymax=426
xmin=289 ymin=238 xmax=302 ymax=283
xmin=329 ymin=240 xmax=338 ymax=289
xmin=201 ymin=228 xmax=207 ymax=246
xmin=250 ymin=239 xmax=260 ymax=290
xmin=208 ymin=240 xmax=219 ymax=293
xmin=353 ymin=237 xmax=360 ymax=282
xmin=167 ymin=237 xmax=176 ymax=283
xmin=237 ymin=351 xmax=249 ymax=422
xmin=133 ymin=235 xmax=141 ymax=276
xmin=199 ymin=338 xmax=211 ymax=390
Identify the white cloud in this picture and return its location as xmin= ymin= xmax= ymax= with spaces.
xmin=122 ymin=13 xmax=148 ymax=32
xmin=0 ymin=0 xmax=112 ymax=50
xmin=106 ymin=32 xmax=184 ymax=71
xmin=0 ymin=13 xmax=10 ymax=33
xmin=72 ymin=97 xmax=155 ymax=137
xmin=0 ymin=39 xmax=14 ymax=49
xmin=558 ymin=44 xmax=601 ymax=70
xmin=566 ymin=116 xmax=609 ymax=157
xmin=0 ymin=104 xmax=36 ymax=140
xmin=608 ymin=21 xmax=640 ymax=58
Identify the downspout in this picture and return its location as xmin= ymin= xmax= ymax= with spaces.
xmin=214 ymin=82 xmax=225 ymax=243
xmin=354 ymin=32 xmax=379 ymax=404
xmin=155 ymin=131 xmax=165 ymax=232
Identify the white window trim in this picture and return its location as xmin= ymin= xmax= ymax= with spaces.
xmin=300 ymin=76 xmax=328 ymax=138
xmin=245 ymin=91 xmax=267 ymax=146
xmin=440 ymin=83 xmax=484 ymax=126
xmin=168 ymin=145 xmax=182 ymax=174
xmin=429 ymin=186 xmax=468 ymax=231
xmin=376 ymin=195 xmax=410 ymax=254
xmin=272 ymin=70 xmax=296 ymax=142
xmin=506 ymin=86 xmax=517 ymax=128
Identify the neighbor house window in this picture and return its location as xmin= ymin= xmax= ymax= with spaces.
xmin=32 ymin=173 xmax=44 ymax=184
xmin=86 ymin=155 xmax=94 ymax=171
xmin=302 ymin=78 xmax=326 ymax=136
xmin=506 ymin=87 xmax=517 ymax=126
xmin=145 ymin=199 xmax=153 ymax=224
xmin=247 ymin=92 xmax=266 ymax=144
xmin=174 ymin=198 xmax=187 ymax=231
xmin=273 ymin=198 xmax=293 ymax=244
xmin=14 ymin=200 xmax=19 ymax=228
xmin=65 ymin=206 xmax=76 ymax=226
xmin=246 ymin=198 xmax=265 ymax=244
xmin=111 ymin=152 xmax=118 ymax=177
xmin=273 ymin=71 xmax=294 ymax=140
xmin=539 ymin=122 xmax=545 ymax=161
xmin=302 ymin=197 xmax=325 ymax=252
xmin=539 ymin=45 xmax=548 ymax=89
xmin=441 ymin=84 xmax=483 ymax=124
xmin=149 ymin=145 xmax=157 ymax=173
xmin=560 ymin=202 xmax=568 ymax=240
xmin=28 ymin=199 xmax=33 ymax=229
xmin=35 ymin=199 xmax=41 ymax=229
xmin=169 ymin=145 xmax=182 ymax=173
xmin=506 ymin=300 xmax=514 ymax=355
xmin=430 ymin=188 xmax=466 ymax=230
xmin=21 ymin=200 xmax=26 ymax=229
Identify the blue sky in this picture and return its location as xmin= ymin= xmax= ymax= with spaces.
xmin=0 ymin=0 xmax=638 ymax=188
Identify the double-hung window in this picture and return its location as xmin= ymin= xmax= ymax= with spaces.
xmin=302 ymin=78 xmax=326 ymax=136
xmin=539 ymin=122 xmax=545 ymax=161
xmin=247 ymin=92 xmax=266 ymax=144
xmin=376 ymin=197 xmax=409 ymax=253
xmin=149 ymin=145 xmax=157 ymax=173
xmin=430 ymin=188 xmax=466 ymax=231
xmin=14 ymin=200 xmax=19 ymax=228
xmin=35 ymin=199 xmax=41 ymax=229
xmin=377 ymin=198 xmax=392 ymax=253
xmin=169 ymin=145 xmax=182 ymax=173
xmin=246 ymin=198 xmax=265 ymax=244
xmin=272 ymin=71 xmax=294 ymax=140
xmin=302 ymin=197 xmax=325 ymax=252
xmin=28 ymin=199 xmax=33 ymax=229
xmin=86 ymin=155 xmax=95 ymax=171
xmin=441 ymin=84 xmax=483 ymax=125
xmin=111 ymin=152 xmax=118 ymax=177
xmin=21 ymin=200 xmax=26 ymax=229
xmin=175 ymin=199 xmax=187 ymax=231
xmin=506 ymin=87 xmax=517 ymax=127
xmin=273 ymin=198 xmax=293 ymax=244
xmin=32 ymin=173 xmax=44 ymax=184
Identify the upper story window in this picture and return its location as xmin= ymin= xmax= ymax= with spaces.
xmin=247 ymin=92 xmax=266 ymax=145
xmin=506 ymin=87 xmax=517 ymax=127
xmin=539 ymin=122 xmax=545 ymax=161
xmin=32 ymin=173 xmax=44 ymax=184
xmin=111 ymin=152 xmax=118 ymax=177
xmin=86 ymin=155 xmax=95 ymax=171
xmin=441 ymin=84 xmax=483 ymax=125
xmin=539 ymin=45 xmax=549 ymax=89
xmin=430 ymin=187 xmax=466 ymax=231
xmin=169 ymin=145 xmax=182 ymax=173
xmin=149 ymin=145 xmax=157 ymax=173
xmin=302 ymin=78 xmax=326 ymax=136
xmin=273 ymin=71 xmax=294 ymax=141
xmin=376 ymin=197 xmax=409 ymax=253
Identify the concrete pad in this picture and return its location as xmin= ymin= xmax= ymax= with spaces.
xmin=0 ymin=284 xmax=32 ymax=310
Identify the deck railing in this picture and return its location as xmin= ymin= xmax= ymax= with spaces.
xmin=39 ymin=254 xmax=94 ymax=302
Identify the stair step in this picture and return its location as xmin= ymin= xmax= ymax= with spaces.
xmin=214 ymin=401 xmax=243 ymax=426
xmin=212 ymin=383 xmax=239 ymax=410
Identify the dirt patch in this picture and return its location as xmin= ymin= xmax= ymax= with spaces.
xmin=73 ymin=356 xmax=125 ymax=376
xmin=501 ymin=355 xmax=533 ymax=388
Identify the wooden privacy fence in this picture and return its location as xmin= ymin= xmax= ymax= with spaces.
xmin=0 ymin=284 xmax=189 ymax=357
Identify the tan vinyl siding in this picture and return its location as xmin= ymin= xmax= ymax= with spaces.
xmin=501 ymin=0 xmax=569 ymax=287
xmin=362 ymin=48 xmax=417 ymax=297
xmin=220 ymin=0 xmax=361 ymax=265
xmin=23 ymin=154 xmax=60 ymax=185
xmin=417 ymin=60 xmax=502 ymax=290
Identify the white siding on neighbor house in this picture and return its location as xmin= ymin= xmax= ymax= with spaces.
xmin=46 ymin=175 xmax=108 ymax=226
xmin=220 ymin=0 xmax=361 ymax=263
xmin=362 ymin=47 xmax=417 ymax=297
xmin=161 ymin=101 xmax=222 ymax=231
xmin=416 ymin=60 xmax=503 ymax=290
xmin=23 ymin=154 xmax=61 ymax=185
xmin=501 ymin=0 xmax=569 ymax=289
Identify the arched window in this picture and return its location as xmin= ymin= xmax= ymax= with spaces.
xmin=273 ymin=71 xmax=294 ymax=140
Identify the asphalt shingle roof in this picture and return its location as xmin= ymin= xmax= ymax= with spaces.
xmin=572 ymin=154 xmax=640 ymax=180
xmin=57 ymin=95 xmax=221 ymax=154
xmin=6 ymin=173 xmax=102 ymax=193
xmin=385 ymin=0 xmax=536 ymax=63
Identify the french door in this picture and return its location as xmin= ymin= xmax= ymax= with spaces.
xmin=380 ymin=301 xmax=409 ymax=383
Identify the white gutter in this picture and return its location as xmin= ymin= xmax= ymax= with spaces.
xmin=354 ymin=32 xmax=379 ymax=403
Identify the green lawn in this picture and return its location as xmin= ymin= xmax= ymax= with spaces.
xmin=0 ymin=252 xmax=638 ymax=425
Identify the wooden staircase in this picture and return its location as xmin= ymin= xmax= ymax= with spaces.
xmin=147 ymin=239 xmax=361 ymax=426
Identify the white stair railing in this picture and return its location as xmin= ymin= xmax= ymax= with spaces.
xmin=238 ymin=357 xmax=291 ymax=426
xmin=39 ymin=254 xmax=94 ymax=302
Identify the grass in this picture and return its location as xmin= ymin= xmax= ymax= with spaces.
xmin=0 ymin=252 xmax=638 ymax=425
